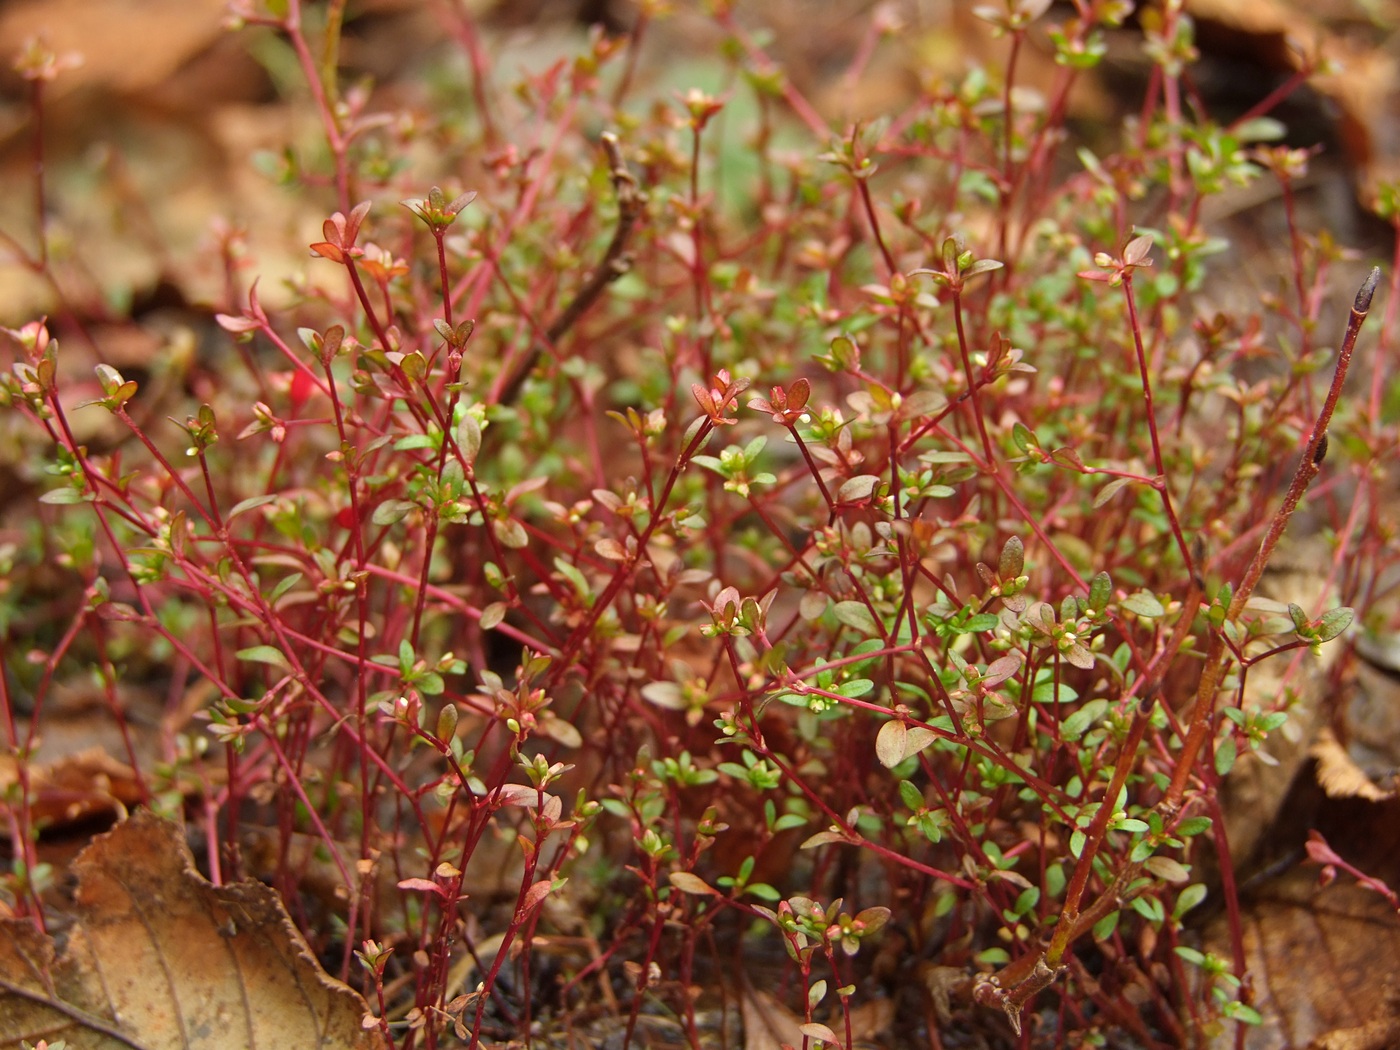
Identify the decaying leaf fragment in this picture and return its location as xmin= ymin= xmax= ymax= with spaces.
xmin=0 ymin=809 xmax=385 ymax=1050
xmin=1311 ymin=729 xmax=1397 ymax=803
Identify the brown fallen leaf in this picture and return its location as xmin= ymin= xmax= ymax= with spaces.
xmin=0 ymin=809 xmax=385 ymax=1050
xmin=1204 ymin=868 xmax=1400 ymax=1049
xmin=1309 ymin=993 xmax=1400 ymax=1050
xmin=845 ymin=995 xmax=895 ymax=1045
xmin=1311 ymin=729 xmax=1396 ymax=802
xmin=1184 ymin=0 xmax=1400 ymax=200
xmin=739 ymin=984 xmax=805 ymax=1050
xmin=0 ymin=747 xmax=144 ymax=831
xmin=0 ymin=0 xmax=227 ymax=100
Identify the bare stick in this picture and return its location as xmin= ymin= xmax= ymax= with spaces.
xmin=1164 ymin=265 xmax=1380 ymax=812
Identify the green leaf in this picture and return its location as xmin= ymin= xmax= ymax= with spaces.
xmin=875 ymin=721 xmax=937 ymax=768
xmin=1088 ymin=571 xmax=1112 ymax=612
xmin=1031 ymin=676 xmax=1079 ymax=704
xmin=1316 ymin=607 xmax=1354 ymax=643
xmin=494 ymin=517 xmax=529 ymax=548
xmin=962 ymin=613 xmax=1001 ymax=633
xmin=1176 ymin=817 xmax=1213 ymax=837
xmin=457 ymin=413 xmax=482 ymax=466
xmin=1061 ymin=698 xmax=1108 ymax=740
xmin=1121 ymin=591 xmax=1165 ymax=618
xmin=1093 ymin=476 xmax=1130 ymax=508
xmin=836 ymin=475 xmax=881 ymax=502
xmin=1215 ymin=736 xmax=1237 ymax=776
xmin=1225 ymin=1004 xmax=1263 ymax=1026
xmin=999 ymin=535 xmax=1024 ymax=578
xmin=372 ymin=499 xmax=418 ymax=526
xmin=963 ymin=258 xmax=1003 ymax=278
xmin=1131 ymin=896 xmax=1165 ymax=924
xmin=268 ymin=572 xmax=304 ymax=604
xmin=1234 ymin=116 xmax=1286 ymax=142
xmin=228 ymin=494 xmax=278 ymax=520
xmin=1123 ymin=234 xmax=1153 ymax=266
xmin=689 ymin=455 xmax=722 ymax=474
xmin=39 ymin=488 xmax=84 ymax=504
xmin=833 ymin=601 xmax=879 ymax=636
xmin=1092 ymin=910 xmax=1120 ymax=941
xmin=236 ymin=645 xmax=290 ymax=670
xmin=1174 ymin=883 xmax=1208 ymax=919
xmin=828 ymin=335 xmax=859 ymax=371
xmin=400 ymin=351 xmax=427 ymax=381
xmin=1078 ymin=146 xmax=1105 ymax=177
xmin=554 ymin=558 xmax=590 ymax=597
xmin=1288 ymin=603 xmax=1310 ymax=633
xmin=94 ymin=362 xmax=124 ymax=388
xmin=668 ymin=872 xmax=716 ymax=896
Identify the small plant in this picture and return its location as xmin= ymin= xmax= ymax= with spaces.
xmin=2 ymin=2 xmax=1397 ymax=1047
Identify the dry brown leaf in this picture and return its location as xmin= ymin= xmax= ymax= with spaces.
xmin=737 ymin=988 xmax=893 ymax=1049
xmin=1309 ymin=1002 xmax=1400 ymax=1050
xmin=1311 ymin=729 xmax=1396 ymax=802
xmin=1185 ymin=0 xmax=1400 ymax=198
xmin=0 ymin=747 xmax=144 ymax=831
xmin=1205 ymin=869 xmax=1400 ymax=1049
xmin=1346 ymin=648 xmax=1400 ymax=788
xmin=740 ymin=984 xmax=806 ymax=1050
xmin=846 ymin=995 xmax=895 ymax=1043
xmin=0 ymin=0 xmax=227 ymax=99
xmin=0 ymin=809 xmax=385 ymax=1050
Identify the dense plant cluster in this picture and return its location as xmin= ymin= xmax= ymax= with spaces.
xmin=2 ymin=1 xmax=1396 ymax=1047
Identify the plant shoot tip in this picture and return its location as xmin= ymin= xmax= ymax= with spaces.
xmin=1356 ymin=266 xmax=1381 ymax=312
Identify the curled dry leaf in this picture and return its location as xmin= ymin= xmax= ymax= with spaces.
xmin=0 ymin=746 xmax=146 ymax=832
xmin=1310 ymin=729 xmax=1396 ymax=803
xmin=0 ymin=809 xmax=385 ymax=1050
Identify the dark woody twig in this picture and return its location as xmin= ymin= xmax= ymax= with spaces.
xmin=1163 ymin=265 xmax=1380 ymax=813
xmin=492 ymin=132 xmax=646 ymax=407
